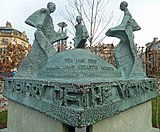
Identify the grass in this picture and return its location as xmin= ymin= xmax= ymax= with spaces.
xmin=0 ymin=110 xmax=7 ymax=129
xmin=152 ymin=96 xmax=160 ymax=128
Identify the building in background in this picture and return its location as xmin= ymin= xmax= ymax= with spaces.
xmin=87 ymin=43 xmax=115 ymax=66
xmin=145 ymin=37 xmax=160 ymax=77
xmin=0 ymin=21 xmax=30 ymax=54
xmin=0 ymin=22 xmax=31 ymax=78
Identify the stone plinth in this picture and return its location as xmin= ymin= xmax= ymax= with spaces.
xmin=6 ymin=100 xmax=67 ymax=132
xmin=92 ymin=101 xmax=158 ymax=132
xmin=3 ymin=100 xmax=159 ymax=132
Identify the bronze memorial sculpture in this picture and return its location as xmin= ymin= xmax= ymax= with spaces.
xmin=15 ymin=2 xmax=68 ymax=78
xmin=3 ymin=1 xmax=158 ymax=131
xmin=106 ymin=1 xmax=146 ymax=78
xmin=74 ymin=15 xmax=89 ymax=48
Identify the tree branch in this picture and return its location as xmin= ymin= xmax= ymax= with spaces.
xmin=92 ymin=11 xmax=114 ymax=43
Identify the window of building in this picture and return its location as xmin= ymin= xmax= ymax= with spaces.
xmin=21 ymin=42 xmax=26 ymax=47
xmin=13 ymin=39 xmax=17 ymax=44
xmin=1 ymin=29 xmax=11 ymax=34
xmin=2 ymin=38 xmax=9 ymax=44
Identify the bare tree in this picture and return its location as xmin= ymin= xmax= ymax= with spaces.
xmin=61 ymin=0 xmax=114 ymax=47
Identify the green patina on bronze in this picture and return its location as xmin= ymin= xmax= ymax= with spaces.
xmin=3 ymin=78 xmax=158 ymax=127
xmin=106 ymin=1 xmax=146 ymax=78
xmin=3 ymin=1 xmax=158 ymax=128
xmin=37 ymin=49 xmax=121 ymax=81
xmin=74 ymin=16 xmax=89 ymax=48
xmin=15 ymin=2 xmax=68 ymax=78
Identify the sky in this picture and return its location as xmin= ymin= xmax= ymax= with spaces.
xmin=0 ymin=0 xmax=160 ymax=47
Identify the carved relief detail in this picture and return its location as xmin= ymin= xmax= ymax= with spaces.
xmin=4 ymin=79 xmax=157 ymax=109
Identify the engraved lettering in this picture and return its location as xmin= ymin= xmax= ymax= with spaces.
xmin=63 ymin=65 xmax=75 ymax=70
xmin=78 ymin=65 xmax=98 ymax=70
xmin=64 ymin=58 xmax=73 ymax=63
xmin=88 ymin=59 xmax=97 ymax=64
xmin=101 ymin=66 xmax=113 ymax=71
xmin=75 ymin=58 xmax=85 ymax=63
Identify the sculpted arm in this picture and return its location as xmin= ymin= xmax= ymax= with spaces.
xmin=50 ymin=31 xmax=68 ymax=44
xmin=25 ymin=8 xmax=47 ymax=29
xmin=82 ymin=25 xmax=89 ymax=39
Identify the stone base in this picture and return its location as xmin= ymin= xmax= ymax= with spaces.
xmin=92 ymin=101 xmax=159 ymax=132
xmin=6 ymin=100 xmax=67 ymax=132
xmin=5 ymin=100 xmax=159 ymax=132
